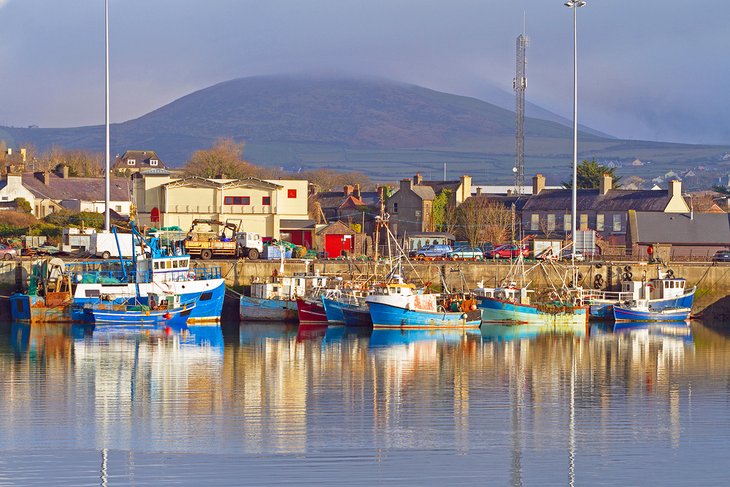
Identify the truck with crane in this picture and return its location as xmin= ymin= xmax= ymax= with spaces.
xmin=183 ymin=219 xmax=263 ymax=260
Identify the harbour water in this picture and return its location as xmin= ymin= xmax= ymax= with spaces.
xmin=1 ymin=319 xmax=730 ymax=486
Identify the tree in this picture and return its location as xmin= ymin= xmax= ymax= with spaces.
xmin=183 ymin=138 xmax=273 ymax=179
xmin=431 ymin=189 xmax=452 ymax=232
xmin=14 ymin=197 xmax=32 ymax=214
xmin=456 ymin=197 xmax=512 ymax=246
xmin=712 ymin=185 xmax=730 ymax=196
xmin=562 ymin=159 xmax=622 ymax=189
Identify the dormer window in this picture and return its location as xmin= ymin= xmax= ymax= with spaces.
xmin=127 ymin=159 xmax=136 ymax=166
xmin=149 ymin=159 xmax=159 ymax=166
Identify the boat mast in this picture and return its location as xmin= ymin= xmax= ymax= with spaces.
xmin=104 ymin=0 xmax=111 ymax=232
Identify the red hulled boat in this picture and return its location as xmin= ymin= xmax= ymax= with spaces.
xmin=296 ymin=297 xmax=328 ymax=326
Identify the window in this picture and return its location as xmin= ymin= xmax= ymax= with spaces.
xmin=127 ymin=159 xmax=136 ymax=165
xmin=580 ymin=214 xmax=588 ymax=230
xmin=224 ymin=196 xmax=250 ymax=205
xmin=288 ymin=189 xmax=297 ymax=198
xmin=415 ymin=210 xmax=421 ymax=218
xmin=564 ymin=214 xmax=572 ymax=232
xmin=547 ymin=214 xmax=556 ymax=232
xmin=115 ymin=205 xmax=122 ymax=212
xmin=262 ymin=196 xmax=271 ymax=205
xmin=613 ymin=214 xmax=622 ymax=232
xmin=1 ymin=196 xmax=7 ymax=201
xmin=149 ymin=159 xmax=159 ymax=166
xmin=530 ymin=213 xmax=539 ymax=231
xmin=393 ymin=203 xmax=398 ymax=214
xmin=596 ymin=214 xmax=604 ymax=231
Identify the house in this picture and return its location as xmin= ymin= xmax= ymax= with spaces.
xmin=310 ymin=184 xmax=380 ymax=233
xmin=626 ymin=211 xmax=730 ymax=260
xmin=131 ymin=170 xmax=314 ymax=246
xmin=314 ymin=220 xmax=371 ymax=258
xmin=521 ymin=173 xmax=690 ymax=247
xmin=113 ymin=150 xmax=166 ymax=175
xmin=417 ymin=174 xmax=472 ymax=207
xmin=0 ymin=165 xmax=131 ymax=217
xmin=386 ymin=177 xmax=436 ymax=236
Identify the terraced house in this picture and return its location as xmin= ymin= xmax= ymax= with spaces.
xmin=521 ymin=173 xmax=690 ymax=249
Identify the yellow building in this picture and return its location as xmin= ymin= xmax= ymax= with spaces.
xmin=132 ymin=170 xmax=314 ymax=244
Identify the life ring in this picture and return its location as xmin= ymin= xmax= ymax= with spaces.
xmin=624 ymin=265 xmax=632 ymax=272
xmin=666 ymin=269 xmax=674 ymax=278
xmin=188 ymin=271 xmax=196 ymax=280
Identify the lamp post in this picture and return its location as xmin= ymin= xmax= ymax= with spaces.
xmin=565 ymin=0 xmax=586 ymax=269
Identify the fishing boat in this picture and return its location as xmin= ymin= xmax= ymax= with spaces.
xmin=83 ymin=292 xmax=197 ymax=326
xmin=68 ymin=222 xmax=225 ymax=323
xmin=612 ymin=302 xmax=690 ymax=322
xmin=10 ymin=258 xmax=75 ymax=323
xmin=296 ymin=296 xmax=329 ymax=325
xmin=584 ymin=267 xmax=695 ymax=320
xmin=239 ymin=273 xmax=328 ymax=322
xmin=365 ymin=281 xmax=481 ymax=330
xmin=474 ymin=282 xmax=589 ymax=327
xmin=341 ymin=302 xmax=373 ymax=327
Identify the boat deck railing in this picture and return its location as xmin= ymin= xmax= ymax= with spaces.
xmin=67 ymin=264 xmax=222 ymax=284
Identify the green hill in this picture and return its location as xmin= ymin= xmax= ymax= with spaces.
xmin=3 ymin=75 xmax=730 ymax=186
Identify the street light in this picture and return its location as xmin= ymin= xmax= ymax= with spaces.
xmin=565 ymin=0 xmax=586 ymax=269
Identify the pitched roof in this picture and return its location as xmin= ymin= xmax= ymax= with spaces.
xmin=522 ymin=189 xmax=672 ymax=212
xmin=631 ymin=212 xmax=730 ymax=245
xmin=21 ymin=173 xmax=129 ymax=201
xmin=314 ymin=190 xmax=379 ymax=209
xmin=421 ymin=180 xmax=461 ymax=194
xmin=113 ymin=150 xmax=165 ymax=170
xmin=411 ymin=185 xmax=436 ymax=200
xmin=467 ymin=194 xmax=530 ymax=211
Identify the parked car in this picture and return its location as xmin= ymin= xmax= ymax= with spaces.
xmin=0 ymin=243 xmax=18 ymax=260
xmin=712 ymin=250 xmax=730 ymax=263
xmin=561 ymin=249 xmax=585 ymax=262
xmin=448 ymin=246 xmax=484 ymax=260
xmin=486 ymin=243 xmax=529 ymax=259
xmin=412 ymin=244 xmax=453 ymax=259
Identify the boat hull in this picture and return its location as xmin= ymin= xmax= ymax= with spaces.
xmin=72 ymin=279 xmax=225 ymax=323
xmin=296 ymin=298 xmax=328 ymax=325
xmin=321 ymin=297 xmax=346 ymax=324
xmin=477 ymin=296 xmax=589 ymax=327
xmin=341 ymin=304 xmax=373 ymax=327
xmin=239 ymin=295 xmax=298 ymax=322
xmin=9 ymin=293 xmax=74 ymax=323
xmin=84 ymin=304 xmax=194 ymax=326
xmin=589 ymin=287 xmax=695 ymax=319
xmin=368 ymin=301 xmax=481 ymax=330
xmin=612 ymin=306 xmax=691 ymax=322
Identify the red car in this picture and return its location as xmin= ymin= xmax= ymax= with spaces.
xmin=486 ymin=243 xmax=529 ymax=259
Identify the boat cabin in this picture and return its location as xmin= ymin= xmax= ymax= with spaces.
xmin=138 ymin=255 xmax=192 ymax=283
xmin=250 ymin=273 xmax=328 ymax=301
xmin=621 ymin=277 xmax=687 ymax=301
xmin=474 ymin=285 xmax=531 ymax=305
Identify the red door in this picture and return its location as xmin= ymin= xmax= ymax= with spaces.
xmin=325 ymin=234 xmax=353 ymax=258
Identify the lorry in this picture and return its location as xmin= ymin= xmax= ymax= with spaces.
xmin=183 ymin=219 xmax=263 ymax=260
xmin=91 ymin=231 xmax=140 ymax=259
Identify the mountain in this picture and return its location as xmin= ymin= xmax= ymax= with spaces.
xmin=2 ymin=75 xmax=729 ymax=185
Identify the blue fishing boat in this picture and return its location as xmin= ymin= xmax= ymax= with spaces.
xmin=321 ymin=295 xmax=346 ymax=324
xmin=68 ymin=222 xmax=225 ymax=323
xmin=475 ymin=285 xmax=589 ymax=327
xmin=585 ymin=267 xmax=695 ymax=320
xmin=341 ymin=303 xmax=373 ymax=327
xmin=612 ymin=303 xmax=691 ymax=322
xmin=365 ymin=282 xmax=481 ymax=330
xmin=83 ymin=293 xmax=197 ymax=326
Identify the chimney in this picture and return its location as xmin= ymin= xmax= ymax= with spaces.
xmin=19 ymin=148 xmax=27 ymax=163
xmin=343 ymin=184 xmax=354 ymax=196
xmin=308 ymin=182 xmax=318 ymax=196
xmin=459 ymin=175 xmax=472 ymax=204
xmin=35 ymin=171 xmax=51 ymax=185
xmin=400 ymin=178 xmax=413 ymax=192
xmin=5 ymin=148 xmax=11 ymax=156
xmin=532 ymin=174 xmax=545 ymax=195
xmin=57 ymin=164 xmax=69 ymax=178
xmin=668 ymin=179 xmax=682 ymax=199
xmin=475 ymin=187 xmax=482 ymax=196
xmin=354 ymin=183 xmax=361 ymax=200
xmin=599 ymin=173 xmax=613 ymax=195
xmin=413 ymin=173 xmax=423 ymax=185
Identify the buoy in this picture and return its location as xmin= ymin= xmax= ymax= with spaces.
xmin=164 ymin=312 xmax=172 ymax=320
xmin=470 ymin=304 xmax=477 ymax=311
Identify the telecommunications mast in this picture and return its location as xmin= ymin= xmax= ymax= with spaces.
xmin=513 ymin=21 xmax=528 ymax=195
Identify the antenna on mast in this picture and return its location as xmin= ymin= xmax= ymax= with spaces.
xmin=513 ymin=15 xmax=528 ymax=195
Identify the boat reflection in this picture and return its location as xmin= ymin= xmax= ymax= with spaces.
xmin=480 ymin=322 xmax=587 ymax=342
xmin=369 ymin=328 xmax=481 ymax=348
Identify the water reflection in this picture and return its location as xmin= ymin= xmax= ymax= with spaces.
xmin=2 ymin=319 xmax=730 ymax=485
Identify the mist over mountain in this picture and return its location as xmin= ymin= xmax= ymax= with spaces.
xmin=2 ymin=75 xmax=728 ymax=185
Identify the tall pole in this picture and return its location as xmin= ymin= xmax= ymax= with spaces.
xmin=104 ymin=0 xmax=111 ymax=232
xmin=565 ymin=0 xmax=585 ymax=271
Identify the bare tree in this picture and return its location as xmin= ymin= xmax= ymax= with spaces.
xmin=457 ymin=197 xmax=511 ymax=245
xmin=184 ymin=138 xmax=276 ymax=179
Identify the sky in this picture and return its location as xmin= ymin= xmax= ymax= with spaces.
xmin=0 ymin=0 xmax=728 ymax=145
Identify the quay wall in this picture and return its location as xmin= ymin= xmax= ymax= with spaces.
xmin=1 ymin=259 xmax=729 ymax=318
